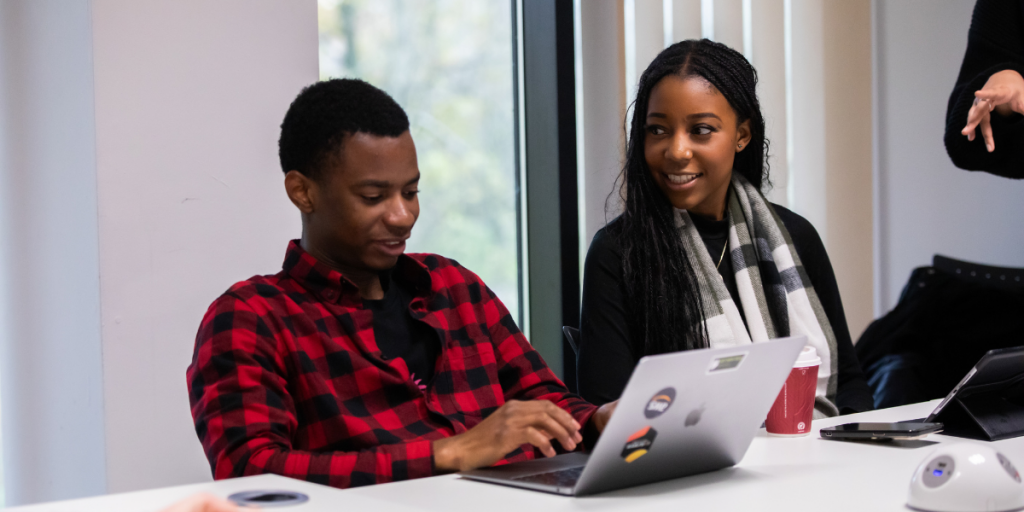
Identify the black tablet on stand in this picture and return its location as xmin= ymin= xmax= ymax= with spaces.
xmin=924 ymin=346 xmax=1024 ymax=441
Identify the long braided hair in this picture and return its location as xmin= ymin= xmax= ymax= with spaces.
xmin=617 ymin=39 xmax=770 ymax=358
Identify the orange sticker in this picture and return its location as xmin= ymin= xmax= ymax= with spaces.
xmin=621 ymin=426 xmax=658 ymax=463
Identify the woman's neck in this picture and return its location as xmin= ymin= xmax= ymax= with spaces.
xmin=688 ymin=209 xmax=729 ymax=237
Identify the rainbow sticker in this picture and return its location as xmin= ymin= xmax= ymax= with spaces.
xmin=621 ymin=426 xmax=658 ymax=463
xmin=644 ymin=387 xmax=676 ymax=418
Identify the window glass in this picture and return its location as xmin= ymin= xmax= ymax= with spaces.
xmin=319 ymin=0 xmax=520 ymax=317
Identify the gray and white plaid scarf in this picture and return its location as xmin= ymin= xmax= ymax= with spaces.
xmin=676 ymin=174 xmax=840 ymax=417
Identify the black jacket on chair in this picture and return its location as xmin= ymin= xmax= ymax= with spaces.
xmin=856 ymin=256 xmax=1024 ymax=409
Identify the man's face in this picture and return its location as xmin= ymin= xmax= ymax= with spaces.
xmin=306 ymin=131 xmax=420 ymax=274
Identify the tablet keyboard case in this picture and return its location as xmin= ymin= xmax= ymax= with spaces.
xmin=935 ymin=375 xmax=1024 ymax=441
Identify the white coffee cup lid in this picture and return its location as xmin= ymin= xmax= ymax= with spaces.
xmin=795 ymin=346 xmax=822 ymax=368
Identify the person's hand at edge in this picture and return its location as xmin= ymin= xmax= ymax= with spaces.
xmin=590 ymin=400 xmax=618 ymax=434
xmin=962 ymin=69 xmax=1024 ymax=152
xmin=160 ymin=493 xmax=242 ymax=512
xmin=433 ymin=400 xmax=583 ymax=472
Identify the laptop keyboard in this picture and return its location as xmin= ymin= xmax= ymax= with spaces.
xmin=511 ymin=466 xmax=585 ymax=487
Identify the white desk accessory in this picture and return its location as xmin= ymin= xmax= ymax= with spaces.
xmin=908 ymin=442 xmax=1024 ymax=512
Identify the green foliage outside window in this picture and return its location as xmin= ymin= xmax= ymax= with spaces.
xmin=319 ymin=0 xmax=520 ymax=316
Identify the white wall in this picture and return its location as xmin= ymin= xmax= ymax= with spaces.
xmin=630 ymin=0 xmax=665 ymax=104
xmin=0 ymin=1 xmax=317 ymax=504
xmin=0 ymin=1 xmax=107 ymax=505
xmin=90 ymin=0 xmax=316 ymax=494
xmin=874 ymin=0 xmax=1024 ymax=314
xmin=580 ymin=0 xmax=626 ymax=249
xmin=713 ymin=0 xmax=743 ymax=52
xmin=749 ymin=0 xmax=788 ymax=207
xmin=672 ymin=0 xmax=702 ymax=41
xmin=822 ymin=1 xmax=873 ymax=340
xmin=786 ymin=0 xmax=827 ymax=238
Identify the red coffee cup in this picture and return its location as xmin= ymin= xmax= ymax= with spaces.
xmin=765 ymin=346 xmax=820 ymax=436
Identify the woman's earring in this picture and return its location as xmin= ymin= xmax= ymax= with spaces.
xmin=737 ymin=143 xmax=743 ymax=149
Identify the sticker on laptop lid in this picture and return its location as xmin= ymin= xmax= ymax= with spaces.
xmin=621 ymin=426 xmax=658 ymax=463
xmin=707 ymin=352 xmax=748 ymax=373
xmin=644 ymin=387 xmax=676 ymax=418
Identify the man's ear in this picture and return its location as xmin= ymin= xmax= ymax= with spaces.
xmin=736 ymin=119 xmax=753 ymax=152
xmin=284 ymin=170 xmax=317 ymax=214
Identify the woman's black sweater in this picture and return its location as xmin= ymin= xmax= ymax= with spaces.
xmin=944 ymin=0 xmax=1024 ymax=179
xmin=577 ymin=205 xmax=875 ymax=415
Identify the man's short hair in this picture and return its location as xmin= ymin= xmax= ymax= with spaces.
xmin=278 ymin=78 xmax=410 ymax=181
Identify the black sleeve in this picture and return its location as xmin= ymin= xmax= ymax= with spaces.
xmin=944 ymin=0 xmax=1024 ymax=178
xmin=775 ymin=205 xmax=875 ymax=414
xmin=577 ymin=224 xmax=636 ymax=406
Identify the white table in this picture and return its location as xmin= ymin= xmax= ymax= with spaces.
xmin=13 ymin=400 xmax=1024 ymax=512
xmin=6 ymin=473 xmax=419 ymax=512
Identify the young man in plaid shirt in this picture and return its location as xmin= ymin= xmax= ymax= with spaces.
xmin=187 ymin=79 xmax=617 ymax=489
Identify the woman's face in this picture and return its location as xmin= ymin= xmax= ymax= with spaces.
xmin=644 ymin=74 xmax=751 ymax=219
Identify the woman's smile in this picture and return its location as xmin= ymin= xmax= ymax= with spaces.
xmin=662 ymin=172 xmax=702 ymax=187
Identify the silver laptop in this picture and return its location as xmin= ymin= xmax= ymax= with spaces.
xmin=460 ymin=336 xmax=807 ymax=496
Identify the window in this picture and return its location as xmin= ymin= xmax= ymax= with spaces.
xmin=318 ymin=0 xmax=521 ymax=318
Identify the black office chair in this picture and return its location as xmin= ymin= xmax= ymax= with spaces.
xmin=857 ymin=255 xmax=1024 ymax=409
xmin=562 ymin=326 xmax=580 ymax=356
xmin=932 ymin=254 xmax=1024 ymax=290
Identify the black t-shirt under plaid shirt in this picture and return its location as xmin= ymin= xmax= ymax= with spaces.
xmin=364 ymin=269 xmax=440 ymax=390
xmin=187 ymin=240 xmax=596 ymax=489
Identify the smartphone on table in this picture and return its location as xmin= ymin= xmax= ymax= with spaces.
xmin=820 ymin=421 xmax=943 ymax=441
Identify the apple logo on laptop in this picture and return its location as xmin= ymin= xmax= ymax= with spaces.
xmin=684 ymin=404 xmax=706 ymax=427
xmin=644 ymin=387 xmax=677 ymax=419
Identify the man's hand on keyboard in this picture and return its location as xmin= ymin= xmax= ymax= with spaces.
xmin=433 ymin=400 xmax=583 ymax=472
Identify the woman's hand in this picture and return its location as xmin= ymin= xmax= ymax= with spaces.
xmin=961 ymin=69 xmax=1024 ymax=152
xmin=590 ymin=400 xmax=618 ymax=433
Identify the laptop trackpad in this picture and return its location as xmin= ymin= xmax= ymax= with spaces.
xmin=461 ymin=452 xmax=590 ymax=479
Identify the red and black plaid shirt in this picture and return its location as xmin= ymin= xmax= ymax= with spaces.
xmin=187 ymin=240 xmax=596 ymax=489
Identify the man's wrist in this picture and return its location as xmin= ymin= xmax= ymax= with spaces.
xmin=432 ymin=436 xmax=463 ymax=472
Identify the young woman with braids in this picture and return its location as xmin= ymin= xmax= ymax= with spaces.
xmin=577 ymin=39 xmax=874 ymax=416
